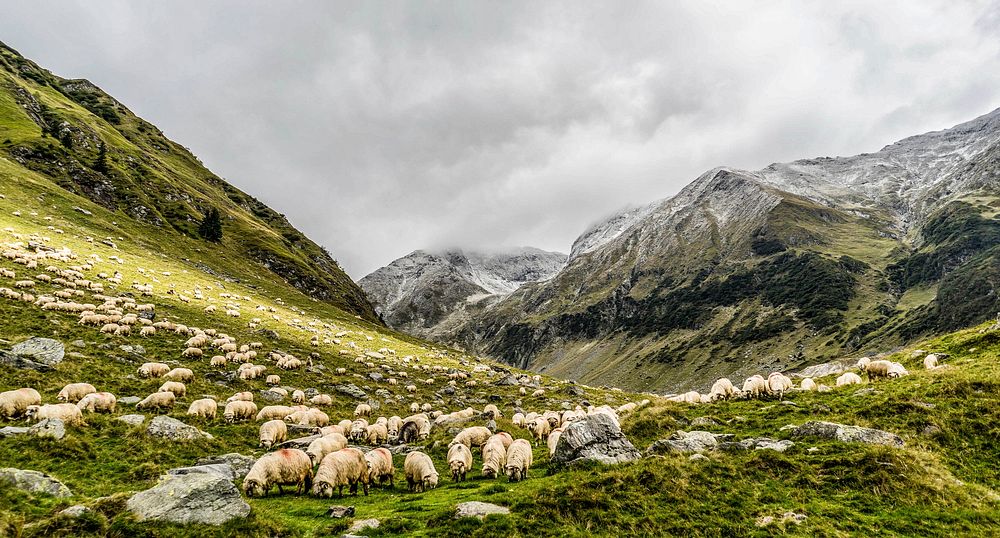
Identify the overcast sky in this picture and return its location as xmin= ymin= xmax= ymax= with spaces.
xmin=3 ymin=1 xmax=1000 ymax=277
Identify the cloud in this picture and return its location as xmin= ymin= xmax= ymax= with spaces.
xmin=3 ymin=0 xmax=999 ymax=277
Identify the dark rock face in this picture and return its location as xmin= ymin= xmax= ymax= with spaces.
xmin=551 ymin=414 xmax=640 ymax=467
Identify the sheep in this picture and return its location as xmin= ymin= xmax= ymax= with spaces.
xmin=25 ymin=403 xmax=85 ymax=426
xmin=138 ymin=362 xmax=170 ymax=378
xmin=312 ymin=447 xmax=370 ymax=497
xmin=182 ymin=347 xmax=204 ymax=358
xmin=187 ymin=398 xmax=218 ymax=420
xmin=210 ymin=355 xmax=227 ymax=367
xmin=224 ymin=400 xmax=258 ymax=423
xmin=887 ymin=362 xmax=909 ymax=378
xmin=256 ymin=405 xmax=295 ymax=421
xmin=76 ymin=392 xmax=117 ymax=414
xmin=529 ymin=416 xmax=552 ymax=445
xmin=481 ymin=435 xmax=507 ymax=479
xmin=505 ymin=438 xmax=533 ymax=482
xmin=365 ymin=447 xmax=394 ymax=487
xmin=158 ymin=381 xmax=187 ymax=398
xmin=767 ymin=373 xmax=794 ymax=398
xmin=836 ymin=372 xmax=863 ymax=387
xmin=287 ymin=408 xmax=330 ymax=427
xmin=259 ymin=419 xmax=289 ymax=449
xmin=227 ymin=391 xmax=254 ymax=402
xmin=799 ymin=378 xmax=818 ymax=391
xmin=311 ymin=394 xmax=332 ymax=406
xmin=306 ymin=433 xmax=349 ymax=465
xmin=354 ymin=403 xmax=372 ymax=417
xmin=164 ymin=368 xmax=195 ymax=383
xmin=0 ymin=388 xmax=41 ymax=419
xmin=366 ymin=422 xmax=389 ymax=445
xmin=449 ymin=426 xmax=492 ymax=449
xmin=708 ymin=378 xmax=737 ymax=401
xmin=266 ymin=375 xmax=281 ymax=386
xmin=482 ymin=404 xmax=502 ymax=419
xmin=924 ymin=354 xmax=941 ymax=370
xmin=136 ymin=391 xmax=175 ymax=411
xmin=386 ymin=416 xmax=403 ymax=441
xmin=57 ymin=383 xmax=97 ymax=403
xmin=403 ymin=451 xmax=438 ymax=493
xmin=242 ymin=448 xmax=313 ymax=497
xmin=741 ymin=375 xmax=769 ymax=399
xmin=547 ymin=427 xmax=565 ymax=456
xmin=447 ymin=443 xmax=473 ymax=482
xmin=512 ymin=412 xmax=525 ymax=428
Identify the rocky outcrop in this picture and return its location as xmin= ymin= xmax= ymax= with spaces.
xmin=10 ymin=337 xmax=65 ymax=366
xmin=789 ymin=421 xmax=904 ymax=447
xmin=28 ymin=418 xmax=66 ymax=440
xmin=146 ymin=416 xmax=212 ymax=441
xmin=550 ymin=413 xmax=640 ymax=466
xmin=455 ymin=501 xmax=511 ymax=519
xmin=127 ymin=473 xmax=250 ymax=525
xmin=0 ymin=468 xmax=72 ymax=497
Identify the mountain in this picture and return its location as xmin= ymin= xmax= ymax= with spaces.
xmin=359 ymin=247 xmax=567 ymax=338
xmin=446 ymin=108 xmax=1000 ymax=392
xmin=0 ymin=41 xmax=378 ymax=322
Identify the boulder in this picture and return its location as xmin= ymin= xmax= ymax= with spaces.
xmin=0 ymin=350 xmax=53 ymax=372
xmin=794 ymin=358 xmax=854 ymax=379
xmin=258 ymin=389 xmax=285 ymax=403
xmin=790 ymin=421 xmax=904 ymax=447
xmin=287 ymin=424 xmax=321 ymax=436
xmin=277 ymin=434 xmax=321 ymax=450
xmin=127 ymin=472 xmax=250 ymax=525
xmin=119 ymin=397 xmax=141 ymax=406
xmin=551 ymin=413 xmax=640 ymax=466
xmin=59 ymin=505 xmax=91 ymax=518
xmin=454 ymin=501 xmax=510 ymax=519
xmin=168 ymin=464 xmax=235 ymax=480
xmin=0 ymin=468 xmax=72 ymax=497
xmin=647 ymin=431 xmax=724 ymax=454
xmin=718 ymin=438 xmax=795 ymax=453
xmin=690 ymin=417 xmax=718 ymax=427
xmin=348 ymin=518 xmax=380 ymax=533
xmin=0 ymin=426 xmax=28 ymax=438
xmin=117 ymin=414 xmax=146 ymax=426
xmin=28 ymin=418 xmax=65 ymax=440
xmin=564 ymin=385 xmax=585 ymax=397
xmin=194 ymin=453 xmax=257 ymax=481
xmin=327 ymin=505 xmax=355 ymax=518
xmin=368 ymin=372 xmax=383 ymax=383
xmin=11 ymin=337 xmax=65 ymax=365
xmin=335 ymin=384 xmax=367 ymax=400
xmin=146 ymin=416 xmax=213 ymax=441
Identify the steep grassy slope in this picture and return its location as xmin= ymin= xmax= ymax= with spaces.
xmin=0 ymin=41 xmax=377 ymax=322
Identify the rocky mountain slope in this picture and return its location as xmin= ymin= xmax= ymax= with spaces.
xmin=359 ymin=247 xmax=566 ymax=338
xmin=0 ymin=41 xmax=378 ymax=322
xmin=445 ymin=108 xmax=1000 ymax=392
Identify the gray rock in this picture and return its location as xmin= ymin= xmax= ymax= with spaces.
xmin=336 ymin=384 xmax=367 ymax=400
xmin=71 ymin=340 xmax=86 ymax=348
xmin=327 ymin=505 xmax=355 ymax=518
xmin=127 ymin=472 xmax=249 ymax=525
xmin=647 ymin=430 xmax=720 ymax=454
xmin=795 ymin=358 xmax=854 ymax=379
xmin=119 ymin=397 xmax=141 ymax=406
xmin=194 ymin=453 xmax=257 ymax=481
xmin=719 ymin=437 xmax=795 ymax=453
xmin=498 ymin=375 xmax=519 ymax=386
xmin=119 ymin=344 xmax=146 ymax=356
xmin=790 ymin=421 xmax=904 ymax=447
xmin=922 ymin=424 xmax=942 ymax=436
xmin=11 ymin=337 xmax=65 ymax=365
xmin=258 ymin=389 xmax=285 ymax=403
xmin=29 ymin=418 xmax=65 ymax=440
xmin=853 ymin=387 xmax=879 ymax=397
xmin=146 ymin=416 xmax=212 ymax=441
xmin=0 ymin=468 xmax=72 ymax=497
xmin=118 ymin=414 xmax=145 ymax=426
xmin=454 ymin=501 xmax=511 ymax=519
xmin=287 ymin=424 xmax=321 ymax=436
xmin=348 ymin=518 xmax=380 ymax=533
xmin=0 ymin=426 xmax=28 ymax=438
xmin=690 ymin=417 xmax=717 ymax=427
xmin=565 ymin=385 xmax=585 ymax=397
xmin=0 ymin=350 xmax=53 ymax=372
xmin=688 ymin=453 xmax=709 ymax=462
xmin=368 ymin=372 xmax=383 ymax=382
xmin=551 ymin=413 xmax=640 ymax=466
xmin=278 ymin=434 xmax=321 ymax=450
xmin=59 ymin=505 xmax=91 ymax=518
xmin=168 ymin=464 xmax=235 ymax=481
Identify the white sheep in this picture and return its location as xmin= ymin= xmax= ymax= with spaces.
xmin=403 ymin=451 xmax=438 ymax=493
xmin=76 ymin=392 xmax=117 ymax=413
xmin=138 ymin=362 xmax=170 ymax=378
xmin=505 ymin=438 xmax=533 ymax=482
xmin=266 ymin=375 xmax=281 ymax=386
xmin=481 ymin=435 xmax=507 ymax=479
xmin=0 ymin=388 xmax=41 ymax=419
xmin=259 ymin=419 xmax=288 ymax=449
xmin=741 ymin=375 xmax=768 ymax=399
xmin=354 ymin=403 xmax=372 ymax=417
xmin=243 ymin=448 xmax=313 ymax=497
xmin=365 ymin=447 xmax=394 ymax=487
xmin=449 ymin=426 xmax=492 ymax=449
xmin=186 ymin=398 xmax=218 ymax=420
xmin=306 ymin=433 xmax=349 ymax=465
xmin=158 ymin=381 xmax=187 ymax=398
xmin=136 ymin=391 xmax=175 ymax=411
xmin=310 ymin=394 xmax=332 ymax=406
xmin=25 ymin=403 xmax=85 ymax=426
xmin=163 ymin=368 xmax=194 ymax=383
xmin=836 ymin=372 xmax=863 ymax=387
xmin=547 ymin=427 xmax=565 ymax=456
xmin=709 ymin=378 xmax=737 ymax=401
xmin=799 ymin=378 xmax=818 ymax=391
xmin=366 ymin=423 xmax=388 ymax=445
xmin=767 ymin=373 xmax=793 ymax=398
xmin=57 ymin=383 xmax=97 ymax=403
xmin=447 ymin=443 xmax=473 ymax=482
xmin=224 ymin=400 xmax=258 ymax=423
xmin=313 ymin=447 xmax=370 ymax=497
xmin=227 ymin=391 xmax=254 ymax=402
xmin=256 ymin=405 xmax=295 ymax=421
xmin=924 ymin=354 xmax=941 ymax=370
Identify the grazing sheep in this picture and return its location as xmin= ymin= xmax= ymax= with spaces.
xmin=799 ymin=378 xmax=818 ymax=392
xmin=136 ymin=391 xmax=175 ymax=411
xmin=0 ymin=388 xmax=42 ymax=419
xmin=354 ymin=403 xmax=372 ymax=417
xmin=243 ymin=448 xmax=313 ymax=497
xmin=529 ymin=417 xmax=552 ymax=445
xmin=405 ymin=384 xmax=417 ymax=393
xmin=403 ymin=451 xmax=438 ymax=493
xmin=310 ymin=394 xmax=332 ymax=406
xmin=25 ymin=404 xmax=85 ymax=426
xmin=505 ymin=439 xmax=533 ymax=482
xmin=365 ymin=448 xmax=394 ymax=487
xmin=709 ymin=378 xmax=737 ymax=401
xmin=187 ymin=398 xmax=218 ymax=420
xmin=224 ymin=400 xmax=258 ymax=423
xmin=158 ymin=381 xmax=187 ymax=398
xmin=306 ymin=433 xmax=349 ymax=465
xmin=139 ymin=326 xmax=156 ymax=337
xmin=210 ymin=355 xmax=227 ymax=367
xmin=767 ymin=373 xmax=794 ymax=398
xmin=287 ymin=408 xmax=329 ymax=427
xmin=531 ymin=389 xmax=545 ymax=397
xmin=266 ymin=375 xmax=281 ymax=386
xmin=57 ymin=383 xmax=97 ymax=403
xmin=138 ymin=362 xmax=170 ymax=378
xmin=836 ymin=372 xmax=863 ymax=387
xmin=182 ymin=347 xmax=203 ymax=358
xmin=924 ymin=354 xmax=941 ymax=370
xmin=512 ymin=412 xmax=525 ymax=428
xmin=366 ymin=423 xmax=389 ymax=445
xmin=386 ymin=416 xmax=403 ymax=441
xmin=741 ymin=375 xmax=769 ymax=399
xmin=164 ymin=368 xmax=195 ymax=383
xmin=77 ymin=392 xmax=117 ymax=414
xmin=449 ymin=426 xmax=492 ymax=449
xmin=259 ymin=419 xmax=289 ymax=449
xmin=256 ymin=405 xmax=295 ymax=421
xmin=481 ymin=435 xmax=507 ymax=479
xmin=482 ymin=404 xmax=502 ymax=419
xmin=887 ymin=362 xmax=909 ymax=378
xmin=547 ymin=427 xmax=565 ymax=456
xmin=312 ymin=448 xmax=370 ymax=497
xmin=447 ymin=443 xmax=473 ymax=482
xmin=227 ymin=392 xmax=254 ymax=403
